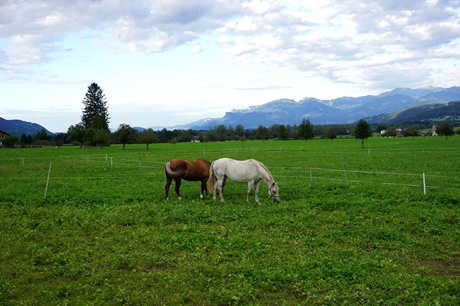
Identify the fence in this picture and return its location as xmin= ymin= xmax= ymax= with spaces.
xmin=2 ymin=153 xmax=459 ymax=199
xmin=274 ymin=166 xmax=460 ymax=195
xmin=46 ymin=156 xmax=460 ymax=197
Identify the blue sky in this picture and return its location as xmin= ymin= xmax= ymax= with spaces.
xmin=1 ymin=0 xmax=460 ymax=132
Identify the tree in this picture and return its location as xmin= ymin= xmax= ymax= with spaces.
xmin=278 ymin=124 xmax=288 ymax=140
xmin=139 ymin=129 xmax=158 ymax=150
xmin=240 ymin=135 xmax=247 ymax=150
xmin=215 ymin=125 xmax=227 ymax=141
xmin=403 ymin=125 xmax=420 ymax=137
xmin=115 ymin=123 xmax=137 ymax=149
xmin=383 ymin=126 xmax=397 ymax=137
xmin=20 ymin=134 xmax=32 ymax=145
xmin=436 ymin=122 xmax=455 ymax=140
xmin=35 ymin=128 xmax=50 ymax=144
xmin=93 ymin=129 xmax=111 ymax=148
xmin=67 ymin=123 xmax=86 ymax=147
xmin=177 ymin=130 xmax=193 ymax=142
xmin=298 ymin=119 xmax=314 ymax=140
xmin=235 ymin=124 xmax=245 ymax=138
xmin=256 ymin=125 xmax=269 ymax=141
xmin=353 ymin=119 xmax=373 ymax=148
xmin=324 ymin=127 xmax=337 ymax=140
xmin=204 ymin=130 xmax=218 ymax=142
xmin=2 ymin=135 xmax=19 ymax=147
xmin=81 ymin=83 xmax=110 ymax=131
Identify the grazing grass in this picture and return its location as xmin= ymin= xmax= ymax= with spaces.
xmin=1 ymin=136 xmax=459 ymax=305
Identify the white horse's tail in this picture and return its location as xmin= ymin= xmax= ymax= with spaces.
xmin=207 ymin=162 xmax=216 ymax=193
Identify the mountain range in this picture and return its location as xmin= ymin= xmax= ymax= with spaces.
xmin=175 ymin=86 xmax=460 ymax=130
xmin=1 ymin=86 xmax=460 ymax=136
xmin=364 ymin=100 xmax=460 ymax=125
xmin=0 ymin=117 xmax=53 ymax=137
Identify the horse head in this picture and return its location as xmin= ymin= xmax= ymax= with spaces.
xmin=269 ymin=182 xmax=280 ymax=203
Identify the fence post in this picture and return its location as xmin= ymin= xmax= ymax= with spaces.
xmin=423 ymin=172 xmax=426 ymax=195
xmin=342 ymin=161 xmax=348 ymax=186
xmin=44 ymin=161 xmax=52 ymax=199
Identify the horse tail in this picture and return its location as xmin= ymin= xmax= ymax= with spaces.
xmin=165 ymin=160 xmax=185 ymax=178
xmin=208 ymin=161 xmax=216 ymax=193
xmin=164 ymin=161 xmax=171 ymax=188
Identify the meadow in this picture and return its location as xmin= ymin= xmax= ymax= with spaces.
xmin=1 ymin=136 xmax=459 ymax=305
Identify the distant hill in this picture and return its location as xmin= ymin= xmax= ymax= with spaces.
xmin=173 ymin=86 xmax=460 ymax=129
xmin=0 ymin=117 xmax=53 ymax=137
xmin=364 ymin=101 xmax=460 ymax=124
xmin=3 ymin=86 xmax=460 ymax=134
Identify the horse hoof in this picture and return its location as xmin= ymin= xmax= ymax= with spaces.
xmin=178 ymin=197 xmax=182 ymax=200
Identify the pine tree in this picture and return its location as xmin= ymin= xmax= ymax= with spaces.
xmin=81 ymin=83 xmax=110 ymax=131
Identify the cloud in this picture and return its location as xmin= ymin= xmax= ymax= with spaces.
xmin=1 ymin=0 xmax=459 ymax=91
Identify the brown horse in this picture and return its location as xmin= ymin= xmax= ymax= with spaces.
xmin=164 ymin=158 xmax=211 ymax=200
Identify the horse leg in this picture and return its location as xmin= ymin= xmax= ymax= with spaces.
xmin=174 ymin=178 xmax=182 ymax=200
xmin=212 ymin=177 xmax=217 ymax=200
xmin=222 ymin=176 xmax=227 ymax=193
xmin=165 ymin=176 xmax=172 ymax=200
xmin=246 ymin=180 xmax=254 ymax=202
xmin=254 ymin=179 xmax=262 ymax=204
xmin=200 ymin=179 xmax=207 ymax=199
xmin=217 ymin=178 xmax=225 ymax=202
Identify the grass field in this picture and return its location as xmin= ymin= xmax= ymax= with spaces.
xmin=1 ymin=136 xmax=459 ymax=305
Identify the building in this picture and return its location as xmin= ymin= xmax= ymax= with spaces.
xmin=0 ymin=129 xmax=10 ymax=139
xmin=0 ymin=129 xmax=11 ymax=146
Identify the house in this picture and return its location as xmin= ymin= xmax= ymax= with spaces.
xmin=0 ymin=129 xmax=10 ymax=139
xmin=0 ymin=129 xmax=10 ymax=146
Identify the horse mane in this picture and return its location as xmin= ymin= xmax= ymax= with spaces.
xmin=256 ymin=160 xmax=274 ymax=183
xmin=197 ymin=158 xmax=211 ymax=165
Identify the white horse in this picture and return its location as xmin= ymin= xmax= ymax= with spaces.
xmin=208 ymin=158 xmax=280 ymax=204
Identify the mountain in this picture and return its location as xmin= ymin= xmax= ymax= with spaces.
xmin=3 ymin=86 xmax=460 ymax=134
xmin=0 ymin=117 xmax=54 ymax=137
xmin=364 ymin=101 xmax=460 ymax=124
xmin=174 ymin=86 xmax=460 ymax=130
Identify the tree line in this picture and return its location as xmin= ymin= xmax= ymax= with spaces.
xmin=2 ymin=83 xmax=458 ymax=148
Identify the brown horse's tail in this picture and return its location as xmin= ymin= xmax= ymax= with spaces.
xmin=164 ymin=161 xmax=171 ymax=189
xmin=165 ymin=160 xmax=185 ymax=179
xmin=207 ymin=162 xmax=216 ymax=193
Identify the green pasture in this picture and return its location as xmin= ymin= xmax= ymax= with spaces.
xmin=1 ymin=136 xmax=459 ymax=305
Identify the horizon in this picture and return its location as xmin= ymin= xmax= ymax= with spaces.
xmin=2 ymin=85 xmax=459 ymax=134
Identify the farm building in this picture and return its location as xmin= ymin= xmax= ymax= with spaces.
xmin=0 ymin=129 xmax=11 ymax=146
xmin=0 ymin=129 xmax=10 ymax=139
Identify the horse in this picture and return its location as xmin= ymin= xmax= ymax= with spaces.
xmin=164 ymin=158 xmax=211 ymax=200
xmin=208 ymin=158 xmax=280 ymax=204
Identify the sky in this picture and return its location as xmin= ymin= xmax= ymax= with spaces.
xmin=1 ymin=0 xmax=460 ymax=133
